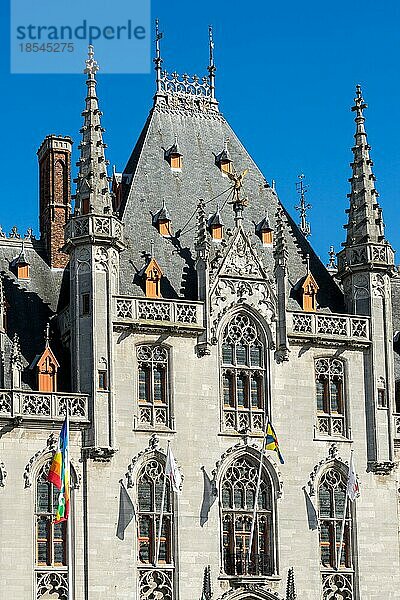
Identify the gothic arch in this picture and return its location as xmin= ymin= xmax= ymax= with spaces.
xmin=215 ymin=443 xmax=283 ymax=499
xmin=23 ymin=433 xmax=81 ymax=489
xmin=216 ymin=303 xmax=274 ymax=350
xmin=125 ymin=434 xmax=183 ymax=489
xmin=307 ymin=443 xmax=349 ymax=497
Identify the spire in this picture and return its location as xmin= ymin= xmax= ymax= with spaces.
xmin=75 ymin=45 xmax=112 ymax=216
xmin=286 ymin=567 xmax=297 ymax=600
xmin=44 ymin=322 xmax=50 ymax=348
xmin=154 ymin=19 xmax=163 ymax=94
xmin=344 ymin=85 xmax=384 ymax=245
xmin=295 ymin=174 xmax=311 ymax=238
xmin=208 ymin=26 xmax=216 ymax=100
xmin=273 ymin=206 xmax=288 ymax=268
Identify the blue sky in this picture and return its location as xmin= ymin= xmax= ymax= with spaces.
xmin=1 ymin=0 xmax=399 ymax=266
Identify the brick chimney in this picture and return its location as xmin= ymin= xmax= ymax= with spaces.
xmin=37 ymin=135 xmax=73 ymax=268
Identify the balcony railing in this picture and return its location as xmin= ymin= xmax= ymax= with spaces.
xmin=223 ymin=551 xmax=272 ymax=577
xmin=114 ymin=296 xmax=203 ymax=329
xmin=288 ymin=312 xmax=370 ymax=342
xmin=0 ymin=390 xmax=88 ymax=422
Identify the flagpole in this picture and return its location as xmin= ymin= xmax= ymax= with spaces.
xmin=67 ymin=399 xmax=73 ymax=600
xmin=155 ymin=440 xmax=169 ymax=566
xmin=337 ymin=449 xmax=353 ymax=570
xmin=248 ymin=416 xmax=269 ymax=571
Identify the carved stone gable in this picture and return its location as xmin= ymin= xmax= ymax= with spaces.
xmin=214 ymin=228 xmax=267 ymax=280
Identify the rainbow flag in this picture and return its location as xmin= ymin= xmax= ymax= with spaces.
xmin=47 ymin=418 xmax=70 ymax=523
xmin=265 ymin=418 xmax=284 ymax=464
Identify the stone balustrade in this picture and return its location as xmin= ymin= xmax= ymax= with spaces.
xmin=0 ymin=390 xmax=88 ymax=421
xmin=288 ymin=312 xmax=370 ymax=342
xmin=114 ymin=296 xmax=203 ymax=329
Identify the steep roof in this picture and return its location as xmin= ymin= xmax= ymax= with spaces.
xmin=119 ymin=75 xmax=344 ymax=312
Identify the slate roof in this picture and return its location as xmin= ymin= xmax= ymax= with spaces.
xmin=120 ymin=97 xmax=344 ymax=312
xmin=0 ymin=237 xmax=69 ymax=390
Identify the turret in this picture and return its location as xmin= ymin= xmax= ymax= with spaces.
xmin=64 ymin=46 xmax=124 ymax=457
xmin=336 ymin=85 xmax=396 ymax=471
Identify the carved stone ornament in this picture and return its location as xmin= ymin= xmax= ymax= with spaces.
xmin=352 ymin=273 xmax=369 ymax=300
xmin=24 ymin=432 xmax=81 ymax=489
xmin=307 ymin=443 xmax=349 ymax=496
xmin=213 ymin=441 xmax=283 ymax=499
xmin=125 ymin=434 xmax=183 ymax=489
xmin=87 ymin=446 xmax=117 ymax=462
xmin=371 ymin=273 xmax=386 ymax=298
xmin=0 ymin=460 xmax=7 ymax=487
xmin=210 ymin=228 xmax=268 ymax=282
xmin=210 ymin=278 xmax=276 ymax=343
xmin=219 ymin=584 xmax=284 ymax=600
xmin=94 ymin=247 xmax=109 ymax=272
xmin=367 ymin=460 xmax=396 ymax=475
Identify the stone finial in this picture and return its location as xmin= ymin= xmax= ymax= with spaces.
xmin=295 ymin=174 xmax=311 ymax=238
xmin=286 ymin=567 xmax=297 ymax=600
xmin=84 ymin=45 xmax=99 ymax=78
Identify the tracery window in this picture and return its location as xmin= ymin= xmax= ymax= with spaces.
xmin=137 ymin=458 xmax=174 ymax=600
xmin=315 ymin=358 xmax=346 ymax=437
xmin=221 ymin=314 xmax=266 ymax=432
xmin=35 ymin=461 xmax=67 ymax=568
xmin=221 ymin=455 xmax=274 ymax=577
xmin=318 ymin=468 xmax=354 ymax=599
xmin=137 ymin=345 xmax=171 ymax=429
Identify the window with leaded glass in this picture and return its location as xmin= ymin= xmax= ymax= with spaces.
xmin=221 ymin=455 xmax=274 ymax=577
xmin=137 ymin=345 xmax=171 ymax=429
xmin=221 ymin=314 xmax=266 ymax=432
xmin=318 ymin=469 xmax=353 ymax=575
xmin=315 ymin=358 xmax=346 ymax=437
xmin=137 ymin=459 xmax=173 ymax=566
xmin=35 ymin=461 xmax=67 ymax=568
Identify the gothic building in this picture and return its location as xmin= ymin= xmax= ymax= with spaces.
xmin=0 ymin=31 xmax=399 ymax=600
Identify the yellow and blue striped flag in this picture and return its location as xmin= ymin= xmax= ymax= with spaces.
xmin=265 ymin=418 xmax=284 ymax=464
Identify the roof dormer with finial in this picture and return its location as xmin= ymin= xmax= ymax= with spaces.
xmin=64 ymin=45 xmax=124 ymax=252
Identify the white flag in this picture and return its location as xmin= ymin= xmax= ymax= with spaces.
xmin=347 ymin=452 xmax=360 ymax=502
xmin=166 ymin=445 xmax=182 ymax=494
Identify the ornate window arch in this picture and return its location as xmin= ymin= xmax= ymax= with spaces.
xmin=136 ymin=344 xmax=172 ymax=430
xmin=317 ymin=466 xmax=354 ymax=599
xmin=220 ymin=451 xmax=277 ymax=577
xmin=221 ymin=312 xmax=270 ymax=433
xmin=315 ymin=357 xmax=348 ymax=438
xmin=136 ymin=456 xmax=175 ymax=600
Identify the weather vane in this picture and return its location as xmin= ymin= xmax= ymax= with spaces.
xmin=295 ymin=174 xmax=311 ymax=238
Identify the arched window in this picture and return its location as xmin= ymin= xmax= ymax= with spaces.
xmin=137 ymin=345 xmax=171 ymax=429
xmin=35 ymin=461 xmax=67 ymax=568
xmin=221 ymin=454 xmax=274 ymax=577
xmin=137 ymin=458 xmax=174 ymax=600
xmin=318 ymin=467 xmax=354 ymax=599
xmin=221 ymin=314 xmax=267 ymax=433
xmin=315 ymin=358 xmax=347 ymax=438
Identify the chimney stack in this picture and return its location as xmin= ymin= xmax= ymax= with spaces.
xmin=37 ymin=135 xmax=73 ymax=268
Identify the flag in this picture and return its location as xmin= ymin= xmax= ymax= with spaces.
xmin=166 ymin=444 xmax=182 ymax=493
xmin=347 ymin=452 xmax=360 ymax=502
xmin=265 ymin=418 xmax=284 ymax=464
xmin=47 ymin=418 xmax=70 ymax=523
xmin=200 ymin=467 xmax=217 ymax=527
xmin=116 ymin=481 xmax=135 ymax=540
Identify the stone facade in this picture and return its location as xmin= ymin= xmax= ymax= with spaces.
xmin=0 ymin=42 xmax=400 ymax=600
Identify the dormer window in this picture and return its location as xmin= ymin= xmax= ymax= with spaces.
xmin=208 ymin=206 xmax=224 ymax=241
xmin=215 ymin=142 xmax=233 ymax=176
xmin=34 ymin=346 xmax=59 ymax=393
xmin=12 ymin=244 xmax=30 ymax=280
xmin=165 ymin=138 xmax=182 ymax=172
xmin=144 ymin=257 xmax=163 ymax=299
xmin=256 ymin=214 xmax=273 ymax=247
xmin=153 ymin=200 xmax=172 ymax=237
xmin=302 ymin=272 xmax=319 ymax=312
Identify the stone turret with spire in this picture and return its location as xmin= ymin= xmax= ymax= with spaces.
xmin=64 ymin=46 xmax=124 ymax=458
xmin=337 ymin=85 xmax=396 ymax=471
